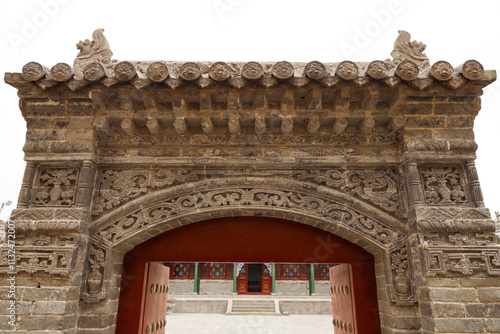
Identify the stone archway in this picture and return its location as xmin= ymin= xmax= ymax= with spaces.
xmin=3 ymin=29 xmax=499 ymax=333
xmin=115 ymin=216 xmax=381 ymax=333
xmin=87 ymin=176 xmax=413 ymax=305
xmin=81 ymin=177 xmax=414 ymax=333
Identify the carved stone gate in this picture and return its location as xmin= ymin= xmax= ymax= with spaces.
xmin=3 ymin=29 xmax=499 ymax=333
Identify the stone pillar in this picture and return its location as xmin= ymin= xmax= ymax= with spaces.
xmin=0 ymin=161 xmax=96 ymax=333
xmin=404 ymin=160 xmax=499 ymax=333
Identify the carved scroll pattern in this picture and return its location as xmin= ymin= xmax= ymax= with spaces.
xmin=93 ymin=169 xmax=191 ymax=213
xmin=424 ymin=248 xmax=500 ymax=276
xmin=421 ymin=167 xmax=467 ymax=205
xmin=33 ymin=168 xmax=78 ymax=206
xmin=296 ymin=169 xmax=406 ymax=218
xmin=98 ymin=188 xmax=403 ymax=247
xmin=93 ymin=168 xmax=406 ymax=219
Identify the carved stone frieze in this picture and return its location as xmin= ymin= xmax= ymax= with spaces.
xmin=295 ymin=169 xmax=406 ymax=218
xmin=33 ymin=168 xmax=78 ymax=206
xmin=93 ymin=168 xmax=406 ymax=220
xmin=420 ymin=166 xmax=467 ymax=205
xmin=420 ymin=233 xmax=496 ymax=247
xmin=423 ymin=247 xmax=500 ymax=276
xmin=11 ymin=208 xmax=89 ymax=233
xmin=0 ymin=246 xmax=75 ymax=276
xmin=97 ymin=188 xmax=403 ymax=248
xmin=100 ymin=132 xmax=401 ymax=147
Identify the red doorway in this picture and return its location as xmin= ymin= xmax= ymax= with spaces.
xmin=236 ymin=263 xmax=272 ymax=294
xmin=116 ymin=216 xmax=381 ymax=333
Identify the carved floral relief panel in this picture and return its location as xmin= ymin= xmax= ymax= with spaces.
xmin=32 ymin=167 xmax=78 ymax=206
xmin=420 ymin=166 xmax=468 ymax=206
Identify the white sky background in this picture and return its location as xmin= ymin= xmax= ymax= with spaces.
xmin=0 ymin=0 xmax=499 ymax=219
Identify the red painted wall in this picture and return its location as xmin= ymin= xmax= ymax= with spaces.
xmin=116 ymin=217 xmax=381 ymax=334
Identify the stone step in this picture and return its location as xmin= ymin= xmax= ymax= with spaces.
xmin=227 ymin=300 xmax=281 ymax=316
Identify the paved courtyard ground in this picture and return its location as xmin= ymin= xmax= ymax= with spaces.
xmin=166 ymin=313 xmax=332 ymax=333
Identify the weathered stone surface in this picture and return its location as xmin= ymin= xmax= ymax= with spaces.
xmin=428 ymin=288 xmax=478 ymax=302
xmin=478 ymin=288 xmax=500 ymax=302
xmin=433 ymin=318 xmax=484 ymax=333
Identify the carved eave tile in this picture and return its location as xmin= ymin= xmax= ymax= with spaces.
xmin=6 ymin=61 xmax=495 ymax=93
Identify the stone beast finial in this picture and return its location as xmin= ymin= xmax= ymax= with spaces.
xmin=388 ymin=30 xmax=430 ymax=70
xmin=73 ymin=28 xmax=117 ymax=72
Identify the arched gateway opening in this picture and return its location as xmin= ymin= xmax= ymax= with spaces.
xmin=116 ymin=216 xmax=381 ymax=333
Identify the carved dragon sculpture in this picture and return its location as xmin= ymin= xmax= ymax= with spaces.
xmin=387 ymin=30 xmax=430 ymax=70
xmin=73 ymin=28 xmax=117 ymax=72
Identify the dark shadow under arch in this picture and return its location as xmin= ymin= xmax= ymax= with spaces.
xmin=115 ymin=216 xmax=381 ymax=333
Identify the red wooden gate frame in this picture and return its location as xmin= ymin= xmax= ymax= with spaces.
xmin=116 ymin=217 xmax=381 ymax=333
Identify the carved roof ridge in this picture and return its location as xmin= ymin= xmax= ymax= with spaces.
xmin=4 ymin=29 xmax=496 ymax=91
